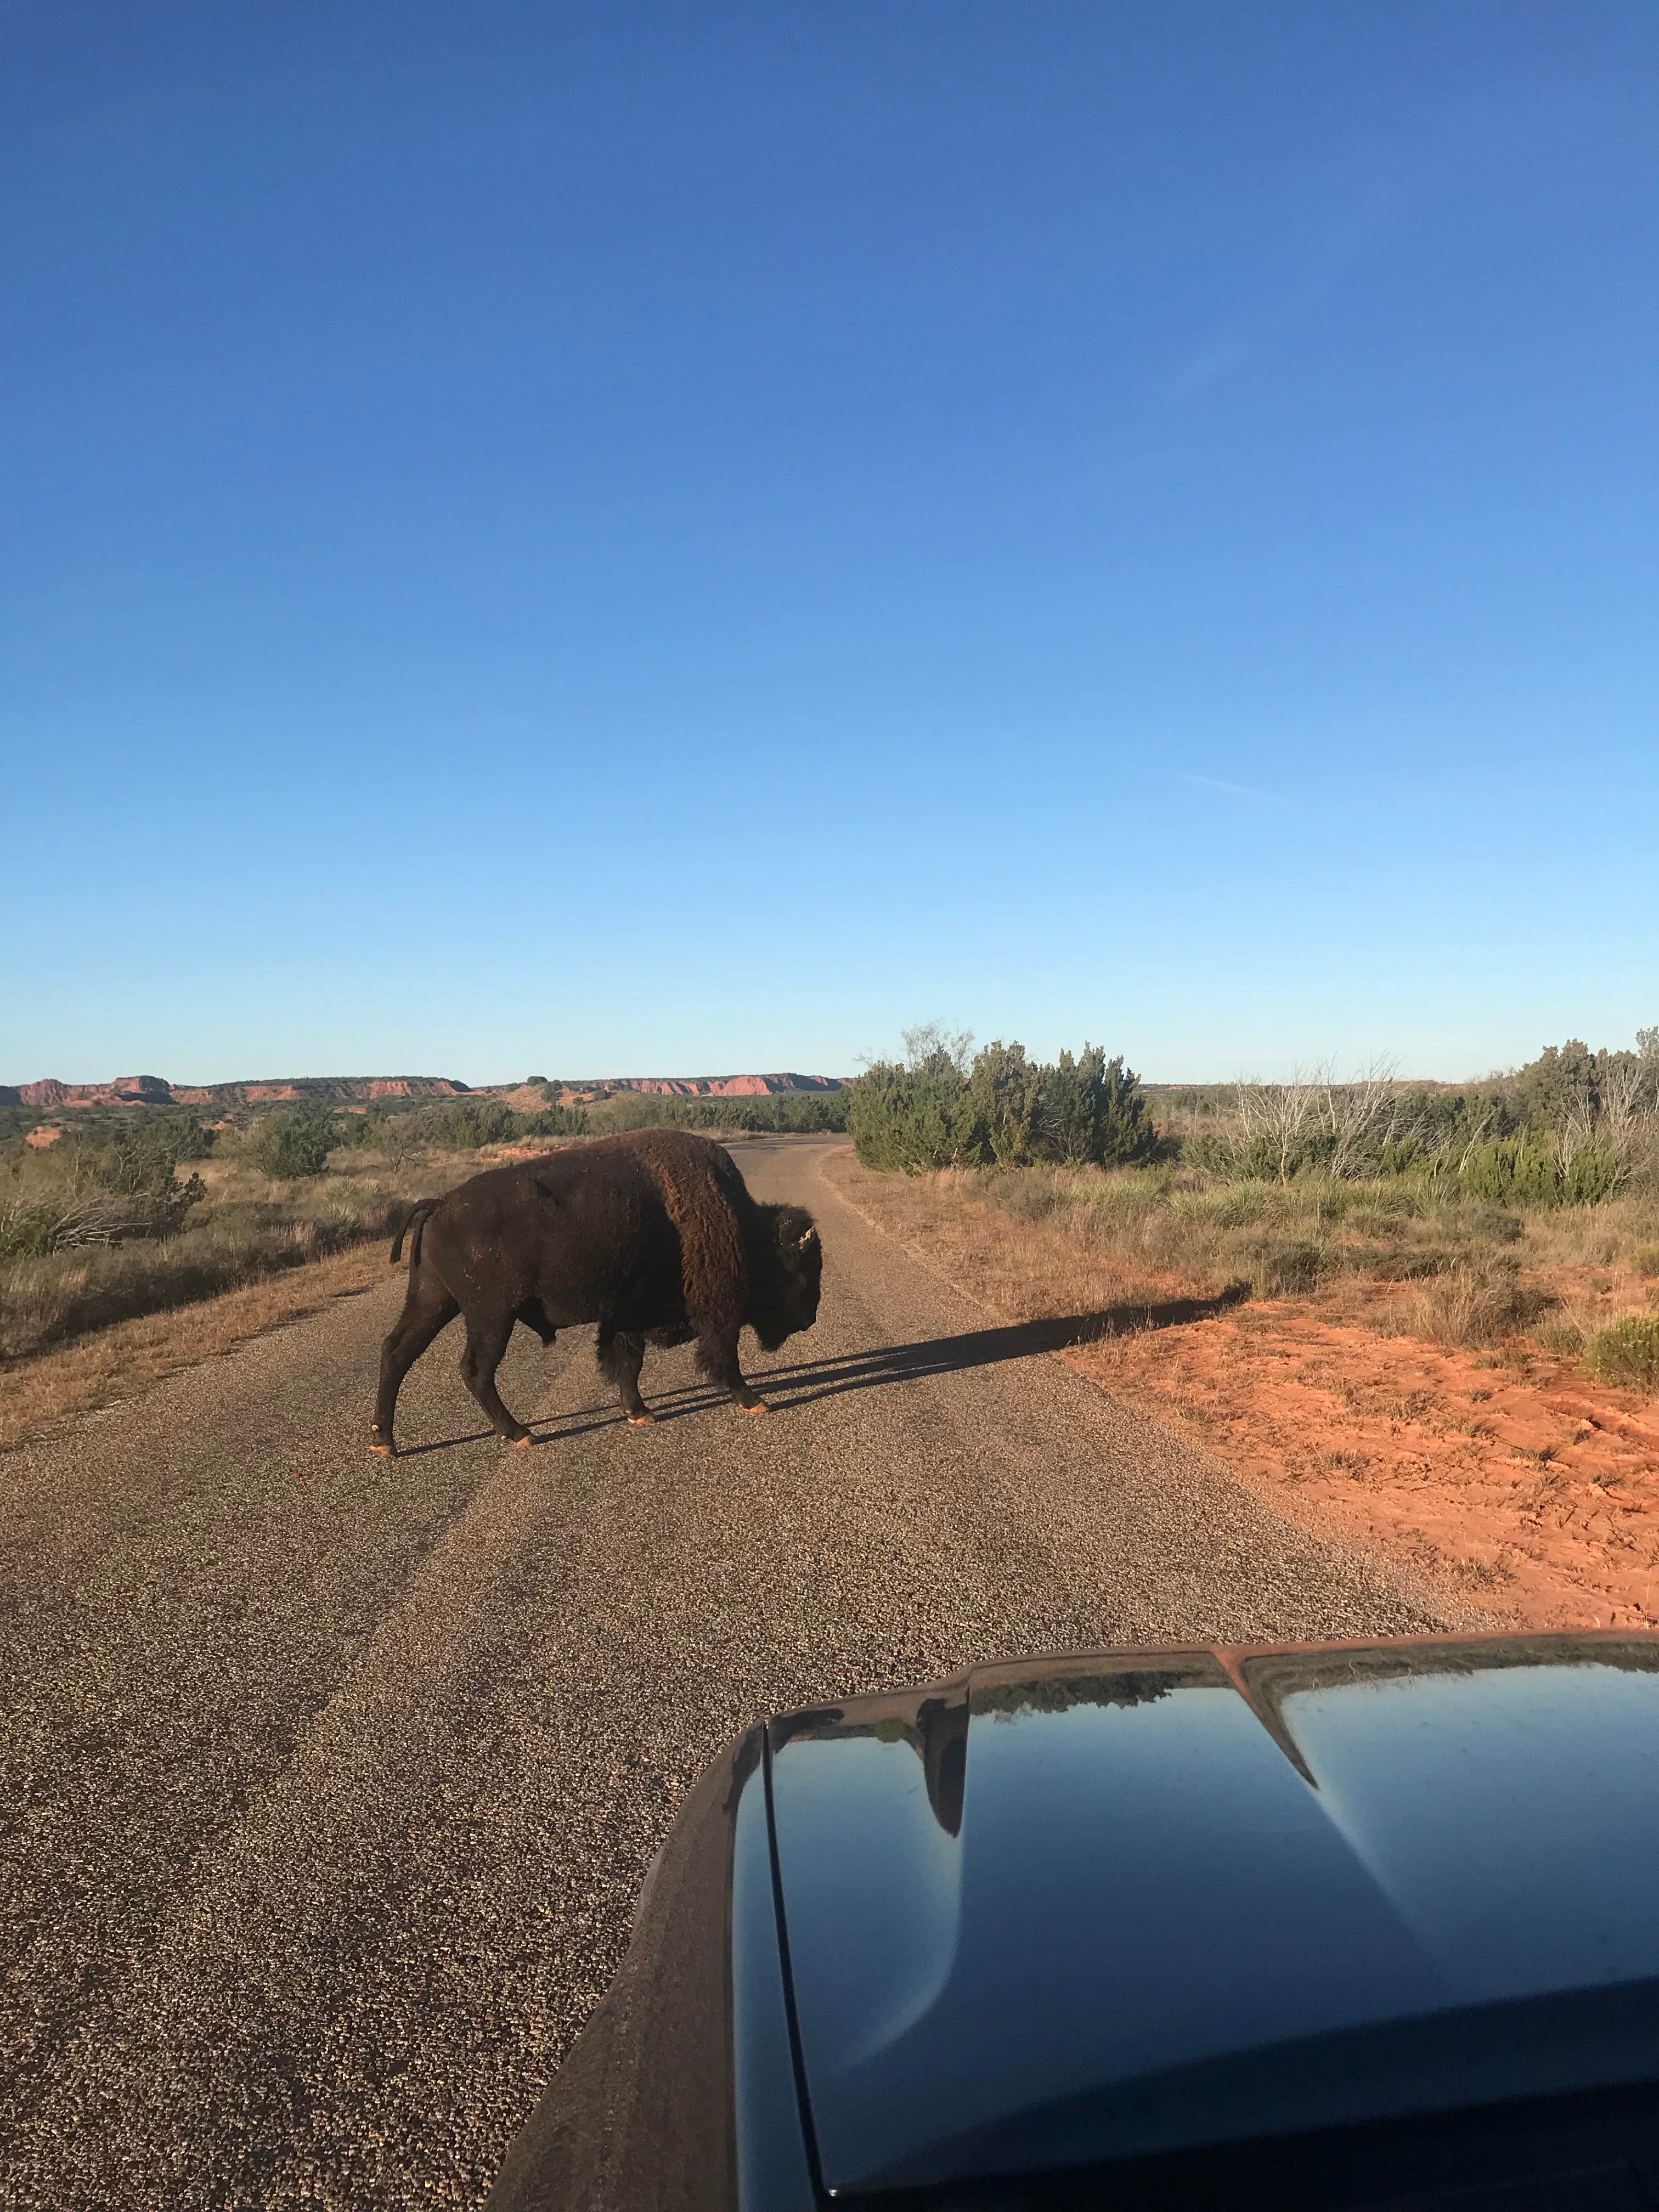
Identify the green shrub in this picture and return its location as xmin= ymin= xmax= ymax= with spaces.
xmin=518 ymin=1102 xmax=591 ymax=1137
xmin=250 ymin=1106 xmax=336 ymax=1179
xmin=1562 ymin=1146 xmax=1619 ymax=1205
xmin=1587 ymin=1314 xmax=1659 ymax=1390
xmin=0 ymin=1195 xmax=114 ymax=1262
xmin=849 ymin=1037 xmax=1154 ymax=1174
xmin=955 ymin=1040 xmax=1035 ymax=1167
xmin=1456 ymin=1137 xmax=1621 ymax=1209
xmin=1461 ymin=1138 xmax=1562 ymax=1206
xmin=557 ymin=1091 xmax=844 ymax=1137
xmin=1082 ymin=1051 xmax=1160 ymax=1167
xmin=847 ymin=1060 xmax=979 ymax=1172
xmin=1180 ymin=1131 xmax=1237 ymax=1175
xmin=1376 ymin=1137 xmax=1430 ymax=1176
xmin=968 ymin=1041 xmax=1043 ymax=1165
xmin=106 ymin=1120 xmax=209 ymax=1224
xmin=1180 ymin=1130 xmax=1296 ymax=1180
xmin=335 ymin=1110 xmax=393 ymax=1150
xmin=413 ymin=1097 xmax=517 ymax=1149
xmin=764 ymin=1091 xmax=849 ymax=1134
xmin=0 ymin=1119 xmax=207 ymax=1252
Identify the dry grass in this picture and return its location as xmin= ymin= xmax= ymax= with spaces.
xmin=1589 ymin=1314 xmax=1659 ymax=1389
xmin=3 ymin=1161 xmax=404 ymax=1364
xmin=0 ymin=1141 xmax=577 ymax=1368
xmin=0 ymin=1240 xmax=392 ymax=1451
xmin=822 ymin=1159 xmax=1210 ymax=1335
xmin=1408 ymin=1261 xmax=1553 ymax=1350
xmin=911 ymin=1158 xmax=1659 ymax=1370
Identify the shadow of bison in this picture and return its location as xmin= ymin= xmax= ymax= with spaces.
xmin=370 ymin=1128 xmax=822 ymax=1457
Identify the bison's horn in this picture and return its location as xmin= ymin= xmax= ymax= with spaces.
xmin=798 ymin=1226 xmax=817 ymax=1245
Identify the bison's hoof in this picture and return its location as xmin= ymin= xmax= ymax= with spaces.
xmin=627 ymin=1412 xmax=657 ymax=1426
xmin=741 ymin=1401 xmax=770 ymax=1417
xmin=368 ymin=1440 xmax=396 ymax=1459
xmin=509 ymin=1432 xmax=535 ymax=1449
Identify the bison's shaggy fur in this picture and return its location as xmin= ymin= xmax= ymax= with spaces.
xmin=369 ymin=1130 xmax=821 ymax=1456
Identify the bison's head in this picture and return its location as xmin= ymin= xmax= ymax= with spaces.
xmin=749 ymin=1203 xmax=822 ymax=1350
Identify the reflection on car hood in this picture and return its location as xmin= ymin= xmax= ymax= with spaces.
xmin=766 ymin=1632 xmax=1659 ymax=2196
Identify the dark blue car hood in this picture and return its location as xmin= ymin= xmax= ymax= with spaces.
xmin=766 ymin=1633 xmax=1659 ymax=2196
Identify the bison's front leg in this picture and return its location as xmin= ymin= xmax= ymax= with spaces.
xmin=459 ymin=1311 xmax=534 ymax=1446
xmin=597 ymin=1325 xmax=654 ymax=1424
xmin=699 ymin=1325 xmax=769 ymax=1415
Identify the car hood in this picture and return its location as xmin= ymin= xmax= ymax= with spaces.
xmin=765 ymin=1632 xmax=1659 ymax=2196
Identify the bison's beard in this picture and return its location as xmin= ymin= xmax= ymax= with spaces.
xmin=752 ymin=1268 xmax=821 ymax=1351
xmin=748 ymin=1203 xmax=822 ymax=1351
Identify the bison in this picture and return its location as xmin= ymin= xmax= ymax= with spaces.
xmin=369 ymin=1128 xmax=822 ymax=1457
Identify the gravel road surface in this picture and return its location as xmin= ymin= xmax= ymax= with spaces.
xmin=1 ymin=1135 xmax=1437 ymax=2209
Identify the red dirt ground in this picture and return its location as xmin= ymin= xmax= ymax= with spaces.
xmin=1065 ymin=1306 xmax=1659 ymax=1631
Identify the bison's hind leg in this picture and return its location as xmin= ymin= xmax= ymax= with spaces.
xmin=458 ymin=1310 xmax=533 ymax=1445
xmin=597 ymin=1325 xmax=653 ymax=1424
xmin=372 ymin=1280 xmax=461 ymax=1455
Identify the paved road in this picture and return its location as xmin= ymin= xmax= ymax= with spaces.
xmin=1 ymin=1136 xmax=1436 ymax=2210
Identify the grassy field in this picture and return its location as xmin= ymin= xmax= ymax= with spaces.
xmin=1 ymin=1147 xmax=462 ymax=1368
xmin=964 ymin=1159 xmax=1659 ymax=1382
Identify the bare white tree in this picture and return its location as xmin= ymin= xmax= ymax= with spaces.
xmin=1592 ymin=1057 xmax=1658 ymax=1186
xmin=1233 ymin=1057 xmax=1416 ymax=1181
xmin=902 ymin=1022 xmax=975 ymax=1076
xmin=1318 ymin=1056 xmax=1407 ymax=1180
xmin=1450 ymin=1101 xmax=1503 ymax=1180
xmin=1234 ymin=1066 xmax=1321 ymax=1183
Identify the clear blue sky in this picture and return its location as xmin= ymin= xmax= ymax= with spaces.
xmin=4 ymin=3 xmax=1654 ymax=1085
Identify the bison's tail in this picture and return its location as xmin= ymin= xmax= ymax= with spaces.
xmin=391 ymin=1198 xmax=442 ymax=1267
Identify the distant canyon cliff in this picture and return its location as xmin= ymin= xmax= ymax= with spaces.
xmin=3 ymin=1071 xmax=846 ymax=1112
xmin=510 ymin=1073 xmax=844 ymax=1110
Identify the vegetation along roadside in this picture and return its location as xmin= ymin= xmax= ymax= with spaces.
xmin=834 ymin=1026 xmax=1659 ymax=1631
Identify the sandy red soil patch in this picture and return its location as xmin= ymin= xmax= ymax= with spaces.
xmin=1063 ymin=1308 xmax=1659 ymax=1632
xmin=822 ymin=1149 xmax=1659 ymax=1632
